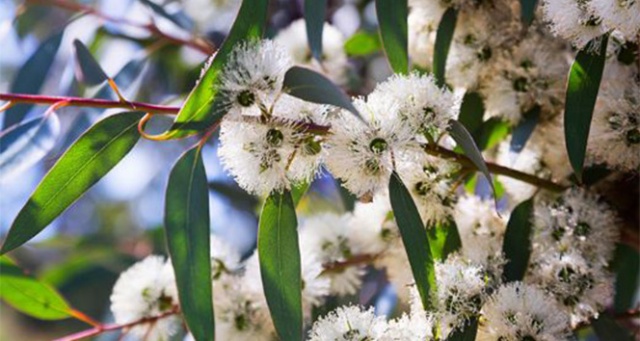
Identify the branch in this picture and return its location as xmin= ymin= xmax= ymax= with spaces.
xmin=0 ymin=93 xmax=179 ymax=115
xmin=322 ymin=254 xmax=378 ymax=274
xmin=422 ymin=143 xmax=568 ymax=192
xmin=29 ymin=0 xmax=215 ymax=55
xmin=53 ymin=307 xmax=179 ymax=341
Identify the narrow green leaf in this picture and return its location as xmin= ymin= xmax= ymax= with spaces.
xmin=344 ymin=30 xmax=381 ymax=57
xmin=446 ymin=318 xmax=479 ymax=341
xmin=448 ymin=120 xmax=495 ymax=199
xmin=283 ymin=66 xmax=361 ymax=119
xmin=159 ymin=0 xmax=269 ymax=139
xmin=375 ymin=0 xmax=408 ymax=74
xmin=520 ymin=0 xmax=538 ymax=26
xmin=427 ymin=219 xmax=461 ymax=261
xmin=458 ymin=92 xmax=485 ymax=135
xmin=304 ymin=0 xmax=327 ymax=61
xmin=0 ymin=256 xmax=73 ymax=320
xmin=510 ymin=106 xmax=540 ymax=153
xmin=592 ymin=314 xmax=634 ymax=341
xmin=613 ymin=244 xmax=639 ymax=312
xmin=258 ymin=190 xmax=302 ymax=341
xmin=1 ymin=112 xmax=144 ymax=254
xmin=0 ymin=112 xmax=60 ymax=181
xmin=389 ymin=172 xmax=436 ymax=311
xmin=502 ymin=199 xmax=533 ymax=282
xmin=564 ymin=34 xmax=608 ymax=182
xmin=433 ymin=8 xmax=457 ymax=87
xmin=165 ymin=147 xmax=214 ymax=341
xmin=292 ymin=182 xmax=311 ymax=206
xmin=4 ymin=31 xmax=64 ymax=128
xmin=73 ymin=39 xmax=109 ymax=86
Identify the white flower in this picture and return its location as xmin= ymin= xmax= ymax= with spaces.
xmin=588 ymin=63 xmax=640 ymax=171
xmin=308 ymin=305 xmax=388 ymax=341
xmin=526 ymin=251 xmax=614 ymax=326
xmin=481 ymin=33 xmax=569 ymax=125
xmin=397 ymin=154 xmax=460 ymax=225
xmin=532 ymin=188 xmax=619 ymax=265
xmin=110 ymin=256 xmax=180 ymax=341
xmin=478 ymin=282 xmax=571 ymax=341
xmin=218 ymin=39 xmax=292 ymax=117
xmin=590 ymin=0 xmax=640 ymax=40
xmin=299 ymin=213 xmax=365 ymax=296
xmin=348 ymin=192 xmax=396 ymax=255
xmin=454 ymin=195 xmax=508 ymax=277
xmin=275 ymin=19 xmax=348 ymax=84
xmin=300 ymin=251 xmax=331 ymax=310
xmin=210 ymin=235 xmax=242 ymax=279
xmin=213 ymin=272 xmax=274 ymax=341
xmin=382 ymin=309 xmax=435 ymax=341
xmin=435 ymin=254 xmax=487 ymax=337
xmin=541 ymin=0 xmax=607 ymax=49
xmin=368 ymin=72 xmax=458 ymax=137
xmin=408 ymin=4 xmax=443 ymax=69
xmin=324 ymin=97 xmax=419 ymax=198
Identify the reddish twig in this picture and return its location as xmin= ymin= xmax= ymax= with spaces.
xmin=0 ymin=93 xmax=179 ymax=115
xmin=54 ymin=307 xmax=179 ymax=341
xmin=28 ymin=0 xmax=215 ymax=55
xmin=322 ymin=254 xmax=378 ymax=274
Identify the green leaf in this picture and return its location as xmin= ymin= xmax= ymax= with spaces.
xmin=292 ymin=182 xmax=311 ymax=207
xmin=613 ymin=244 xmax=639 ymax=312
xmin=159 ymin=0 xmax=269 ymax=139
xmin=475 ymin=118 xmax=510 ymax=151
xmin=0 ymin=112 xmax=60 ymax=181
xmin=520 ymin=0 xmax=538 ymax=26
xmin=344 ymin=30 xmax=381 ymax=57
xmin=258 ymin=190 xmax=302 ymax=341
xmin=502 ymin=199 xmax=533 ymax=282
xmin=592 ymin=314 xmax=634 ymax=341
xmin=564 ymin=34 xmax=608 ymax=182
xmin=0 ymin=256 xmax=73 ymax=320
xmin=433 ymin=8 xmax=457 ymax=87
xmin=4 ymin=31 xmax=64 ymax=128
xmin=73 ymin=39 xmax=109 ymax=86
xmin=375 ymin=0 xmax=408 ymax=74
xmin=165 ymin=147 xmax=214 ymax=341
xmin=448 ymin=120 xmax=495 ymax=199
xmin=446 ymin=318 xmax=479 ymax=341
xmin=283 ymin=66 xmax=361 ymax=119
xmin=304 ymin=0 xmax=327 ymax=61
xmin=427 ymin=219 xmax=461 ymax=261
xmin=1 ymin=112 xmax=144 ymax=254
xmin=510 ymin=106 xmax=539 ymax=153
xmin=389 ymin=172 xmax=436 ymax=311
xmin=458 ymin=92 xmax=485 ymax=135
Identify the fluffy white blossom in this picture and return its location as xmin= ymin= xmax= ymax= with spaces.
xmin=454 ymin=195 xmax=508 ymax=276
xmin=368 ymin=72 xmax=458 ymax=137
xmin=348 ymin=193 xmax=396 ymax=255
xmin=541 ymin=0 xmax=607 ymax=49
xmin=308 ymin=305 xmax=388 ymax=341
xmin=299 ymin=213 xmax=365 ymax=296
xmin=398 ymin=154 xmax=460 ymax=225
xmin=435 ymin=254 xmax=487 ymax=336
xmin=526 ymin=251 xmax=614 ymax=326
xmin=590 ymin=0 xmax=640 ymax=40
xmin=481 ymin=33 xmax=568 ymax=124
xmin=218 ymin=39 xmax=292 ymax=117
xmin=382 ymin=308 xmax=435 ymax=341
xmin=589 ymin=62 xmax=640 ymax=171
xmin=495 ymin=140 xmax=547 ymax=205
xmin=275 ymin=19 xmax=348 ymax=84
xmin=532 ymin=188 xmax=619 ymax=265
xmin=210 ymin=235 xmax=242 ymax=279
xmin=110 ymin=256 xmax=180 ymax=341
xmin=300 ymin=251 xmax=332 ymax=310
xmin=407 ymin=3 xmax=443 ymax=69
xmin=324 ymin=97 xmax=419 ymax=198
xmin=478 ymin=282 xmax=571 ymax=341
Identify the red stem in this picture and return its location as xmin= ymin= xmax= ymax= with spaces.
xmin=0 ymin=93 xmax=179 ymax=115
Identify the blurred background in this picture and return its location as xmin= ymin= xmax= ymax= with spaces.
xmin=0 ymin=0 xmax=396 ymax=339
